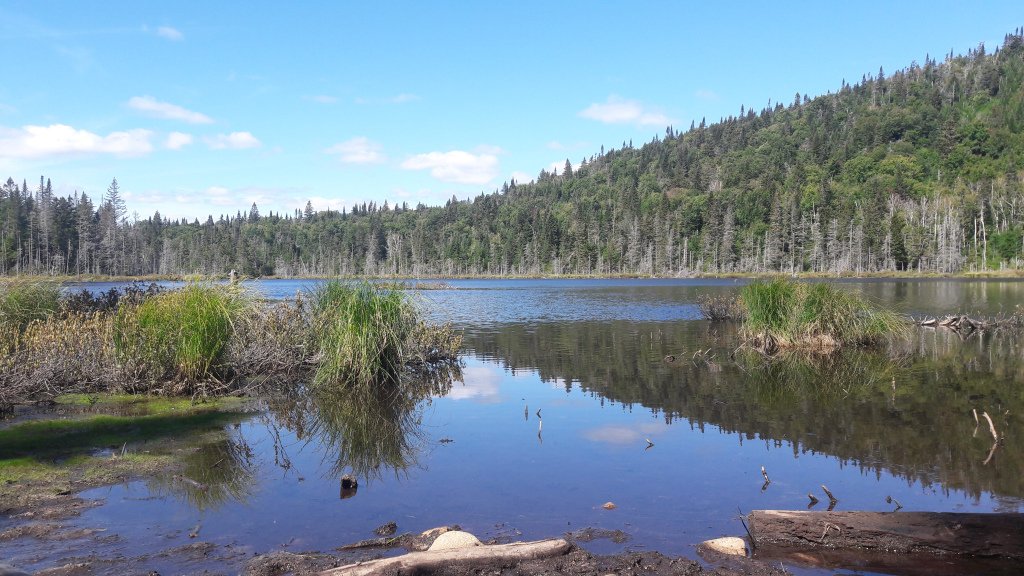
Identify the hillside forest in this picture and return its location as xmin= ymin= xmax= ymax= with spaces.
xmin=3 ymin=30 xmax=1024 ymax=277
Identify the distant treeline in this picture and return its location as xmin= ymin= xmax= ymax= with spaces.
xmin=3 ymin=30 xmax=1024 ymax=277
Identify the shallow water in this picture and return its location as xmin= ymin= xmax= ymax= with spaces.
xmin=7 ymin=278 xmax=1024 ymax=574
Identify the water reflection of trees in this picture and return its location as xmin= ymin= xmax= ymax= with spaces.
xmin=464 ymin=322 xmax=1023 ymax=502
xmin=263 ymin=364 xmax=459 ymax=483
xmin=146 ymin=424 xmax=257 ymax=510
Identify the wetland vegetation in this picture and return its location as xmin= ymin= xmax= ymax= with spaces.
xmin=0 ymin=279 xmax=461 ymax=408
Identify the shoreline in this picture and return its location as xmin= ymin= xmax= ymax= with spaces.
xmin=5 ymin=269 xmax=1024 ymax=283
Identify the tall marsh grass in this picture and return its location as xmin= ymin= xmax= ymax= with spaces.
xmin=114 ymin=284 xmax=248 ymax=387
xmin=0 ymin=281 xmax=61 ymax=334
xmin=310 ymin=281 xmax=416 ymax=391
xmin=740 ymin=277 xmax=909 ymax=353
xmin=0 ymin=280 xmax=461 ymax=407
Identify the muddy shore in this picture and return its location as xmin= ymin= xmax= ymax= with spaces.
xmin=1 ymin=489 xmax=783 ymax=576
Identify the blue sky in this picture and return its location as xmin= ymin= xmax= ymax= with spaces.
xmin=0 ymin=1 xmax=1019 ymax=221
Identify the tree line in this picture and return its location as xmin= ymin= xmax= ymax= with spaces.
xmin=3 ymin=30 xmax=1024 ymax=277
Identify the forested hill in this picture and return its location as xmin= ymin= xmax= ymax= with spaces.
xmin=4 ymin=30 xmax=1024 ymax=277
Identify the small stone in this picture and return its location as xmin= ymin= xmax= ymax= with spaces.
xmin=374 ymin=521 xmax=397 ymax=536
xmin=420 ymin=526 xmax=451 ymax=539
xmin=427 ymin=530 xmax=481 ymax=551
xmin=602 ymin=502 xmax=616 ymax=510
xmin=698 ymin=536 xmax=748 ymax=557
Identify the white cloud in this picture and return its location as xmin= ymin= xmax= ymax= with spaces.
xmin=581 ymin=422 xmax=669 ymax=446
xmin=0 ymin=124 xmax=153 ymax=159
xmin=509 ymin=171 xmax=534 ymax=185
xmin=307 ymin=95 xmax=338 ymax=104
xmin=548 ymin=160 xmax=569 ymax=175
xmin=128 ymin=96 xmax=213 ymax=124
xmin=204 ymin=132 xmax=261 ymax=150
xmin=156 ymin=26 xmax=183 ymax=41
xmin=165 ymin=131 xmax=193 ymax=150
xmin=325 ymin=137 xmax=385 ymax=164
xmin=401 ymin=150 xmax=499 ymax=185
xmin=296 ymin=196 xmax=348 ymax=212
xmin=447 ymin=365 xmax=503 ymax=403
xmin=579 ymin=95 xmax=672 ymax=126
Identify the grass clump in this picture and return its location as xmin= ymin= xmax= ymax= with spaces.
xmin=114 ymin=283 xmax=249 ymax=388
xmin=310 ymin=281 xmax=416 ymax=390
xmin=740 ymin=277 xmax=909 ymax=353
xmin=0 ymin=281 xmax=62 ymax=347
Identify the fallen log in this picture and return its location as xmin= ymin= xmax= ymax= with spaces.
xmin=320 ymin=538 xmax=573 ymax=576
xmin=748 ymin=510 xmax=1024 ymax=560
xmin=753 ymin=544 xmax=1024 ymax=576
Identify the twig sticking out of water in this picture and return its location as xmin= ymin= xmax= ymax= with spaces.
xmin=886 ymin=495 xmax=903 ymax=511
xmin=821 ymin=485 xmax=838 ymax=506
xmin=972 ymin=408 xmax=979 ymax=425
xmin=982 ymin=411 xmax=999 ymax=441
xmin=807 ymin=493 xmax=819 ymax=506
xmin=736 ymin=507 xmax=756 ymax=551
xmin=645 ymin=438 xmax=654 ymax=450
xmin=761 ymin=466 xmax=771 ymax=484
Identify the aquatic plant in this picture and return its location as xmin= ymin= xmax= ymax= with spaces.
xmin=0 ymin=280 xmax=61 ymax=335
xmin=113 ymin=283 xmax=249 ymax=388
xmin=739 ymin=277 xmax=909 ymax=353
xmin=310 ymin=281 xmax=416 ymax=390
xmin=0 ymin=281 xmax=460 ymax=406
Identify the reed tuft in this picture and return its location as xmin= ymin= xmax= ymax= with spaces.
xmin=310 ymin=281 xmax=416 ymax=391
xmin=740 ymin=278 xmax=909 ymax=353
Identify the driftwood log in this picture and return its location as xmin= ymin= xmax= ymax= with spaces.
xmin=320 ymin=538 xmax=573 ymax=576
xmin=748 ymin=510 xmax=1024 ymax=560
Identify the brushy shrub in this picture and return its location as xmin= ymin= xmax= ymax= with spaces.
xmin=61 ymin=282 xmax=163 ymax=315
xmin=697 ymin=293 xmax=746 ymax=321
xmin=226 ymin=296 xmax=309 ymax=386
xmin=310 ymin=281 xmax=416 ymax=391
xmin=0 ymin=312 xmax=119 ymax=407
xmin=113 ymin=283 xmax=249 ymax=389
xmin=740 ymin=278 xmax=909 ymax=353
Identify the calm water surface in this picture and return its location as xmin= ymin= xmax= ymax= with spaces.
xmin=9 ymin=278 xmax=1024 ymax=574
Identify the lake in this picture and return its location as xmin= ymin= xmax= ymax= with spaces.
xmin=5 ymin=278 xmax=1024 ymax=574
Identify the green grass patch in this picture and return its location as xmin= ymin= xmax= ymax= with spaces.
xmin=310 ymin=281 xmax=416 ymax=391
xmin=0 ymin=281 xmax=62 ymax=350
xmin=739 ymin=277 xmax=909 ymax=353
xmin=0 ymin=409 xmax=245 ymax=460
xmin=54 ymin=393 xmax=241 ymax=415
xmin=113 ymin=283 xmax=250 ymax=385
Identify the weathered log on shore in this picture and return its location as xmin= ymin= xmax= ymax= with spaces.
xmin=320 ymin=538 xmax=573 ymax=576
xmin=753 ymin=544 xmax=1024 ymax=576
xmin=748 ymin=510 xmax=1024 ymax=560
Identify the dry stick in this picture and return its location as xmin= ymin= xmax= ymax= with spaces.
xmin=886 ymin=495 xmax=903 ymax=511
xmin=736 ymin=507 xmax=756 ymax=551
xmin=972 ymin=408 xmax=979 ymax=425
xmin=761 ymin=466 xmax=771 ymax=484
xmin=807 ymin=493 xmax=820 ymax=505
xmin=982 ymin=411 xmax=999 ymax=441
xmin=821 ymin=485 xmax=838 ymax=504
